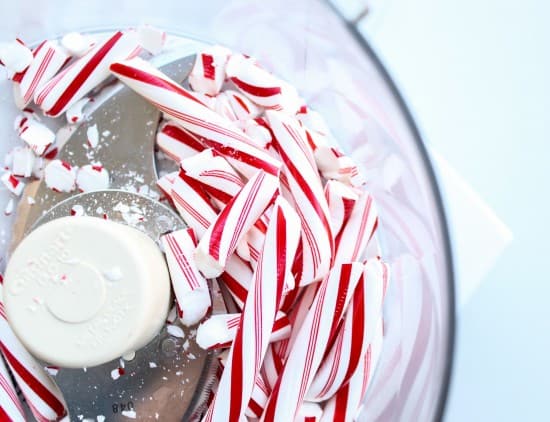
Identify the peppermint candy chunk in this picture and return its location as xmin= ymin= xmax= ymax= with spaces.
xmin=226 ymin=54 xmax=302 ymax=113
xmin=76 ymin=164 xmax=110 ymax=192
xmin=61 ymin=32 xmax=93 ymax=57
xmin=16 ymin=116 xmax=56 ymax=156
xmin=0 ymin=40 xmax=33 ymax=74
xmin=137 ymin=25 xmax=166 ymax=55
xmin=44 ymin=159 xmax=77 ymax=192
xmin=1 ymin=173 xmax=25 ymax=196
xmin=188 ymin=45 xmax=231 ymax=96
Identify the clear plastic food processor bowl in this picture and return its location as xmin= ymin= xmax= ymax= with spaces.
xmin=0 ymin=0 xmax=454 ymax=421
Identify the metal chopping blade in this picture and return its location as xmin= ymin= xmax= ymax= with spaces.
xmin=10 ymin=46 xmax=225 ymax=421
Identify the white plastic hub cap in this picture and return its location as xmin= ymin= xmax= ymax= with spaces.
xmin=3 ymin=216 xmax=171 ymax=368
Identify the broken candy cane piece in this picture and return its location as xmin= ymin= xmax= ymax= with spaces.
xmin=66 ymin=97 xmax=90 ymax=124
xmin=44 ymin=159 xmax=77 ymax=192
xmin=0 ymin=352 xmax=25 ymax=421
xmin=267 ymin=110 xmax=333 ymax=285
xmin=86 ymin=123 xmax=99 ymax=148
xmin=36 ymin=30 xmax=141 ymax=117
xmin=211 ymin=89 xmax=262 ymax=122
xmin=261 ymin=263 xmax=364 ymax=422
xmin=16 ymin=116 xmax=56 ymax=156
xmin=319 ymin=319 xmax=384 ymax=422
xmin=161 ymin=228 xmax=211 ymax=326
xmin=156 ymin=121 xmax=205 ymax=162
xmin=61 ymin=32 xmax=93 ymax=57
xmin=170 ymin=170 xmax=218 ymax=239
xmin=194 ymin=170 xmax=279 ymax=278
xmin=218 ymin=254 xmax=254 ymax=310
xmin=315 ymin=145 xmax=365 ymax=187
xmin=0 ymin=40 xmax=33 ymax=74
xmin=196 ymin=311 xmax=291 ymax=350
xmin=226 ymin=54 xmax=302 ymax=113
xmin=324 ymin=180 xmax=359 ymax=237
xmin=110 ymin=57 xmax=281 ymax=178
xmin=188 ymin=45 xmax=231 ymax=96
xmin=8 ymin=146 xmax=35 ymax=178
xmin=17 ymin=40 xmax=71 ymax=107
xmin=137 ymin=25 xmax=166 ymax=55
xmin=242 ymin=118 xmax=272 ymax=149
xmin=180 ymin=148 xmax=244 ymax=209
xmin=306 ymin=259 xmax=387 ymax=402
xmin=333 ymin=190 xmax=378 ymax=264
xmin=1 ymin=173 xmax=25 ymax=196
xmin=203 ymin=196 xmax=299 ymax=422
xmin=0 ymin=300 xmax=68 ymax=421
xmin=76 ymin=164 xmax=110 ymax=192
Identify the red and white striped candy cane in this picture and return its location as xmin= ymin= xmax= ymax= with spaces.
xmin=320 ymin=318 xmax=384 ymax=422
xmin=266 ymin=110 xmax=333 ymax=285
xmin=226 ymin=54 xmax=302 ymax=113
xmin=188 ymin=45 xmax=231 ymax=96
xmin=218 ymin=254 xmax=253 ymax=310
xmin=0 ymin=353 xmax=25 ymax=422
xmin=180 ymin=148 xmax=244 ymax=210
xmin=170 ymin=169 xmax=217 ymax=239
xmin=260 ymin=263 xmax=364 ymax=422
xmin=324 ymin=180 xmax=359 ymax=238
xmin=315 ymin=145 xmax=364 ymax=187
xmin=156 ymin=171 xmax=177 ymax=202
xmin=211 ymin=89 xmax=262 ymax=122
xmin=306 ymin=259 xmax=386 ymax=402
xmin=194 ymin=170 xmax=279 ymax=278
xmin=16 ymin=40 xmax=70 ymax=108
xmin=0 ymin=301 xmax=67 ymax=421
xmin=110 ymin=57 xmax=281 ymax=178
xmin=16 ymin=115 xmax=55 ymax=157
xmin=246 ymin=374 xmax=270 ymax=419
xmin=35 ymin=31 xmax=141 ymax=117
xmin=203 ymin=196 xmax=300 ymax=422
xmin=333 ymin=190 xmax=378 ymax=265
xmin=180 ymin=149 xmax=268 ymax=265
xmin=156 ymin=121 xmax=205 ymax=163
xmin=1 ymin=173 xmax=25 ymax=197
xmin=196 ymin=311 xmax=291 ymax=350
xmin=161 ymin=228 xmax=211 ymax=326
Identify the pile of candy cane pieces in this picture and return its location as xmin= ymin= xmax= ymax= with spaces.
xmin=0 ymin=27 xmax=390 ymax=422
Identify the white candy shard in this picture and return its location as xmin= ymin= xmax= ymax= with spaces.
xmin=70 ymin=204 xmax=85 ymax=216
xmin=86 ymin=124 xmax=99 ymax=148
xmin=44 ymin=159 xmax=77 ymax=192
xmin=0 ymin=40 xmax=33 ymax=73
xmin=137 ymin=25 xmax=166 ymax=55
xmin=76 ymin=164 xmax=110 ymax=192
xmin=61 ymin=32 xmax=92 ymax=57
xmin=188 ymin=45 xmax=232 ymax=96
xmin=1 ymin=172 xmax=25 ymax=196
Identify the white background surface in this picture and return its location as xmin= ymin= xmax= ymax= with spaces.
xmin=355 ymin=0 xmax=550 ymax=420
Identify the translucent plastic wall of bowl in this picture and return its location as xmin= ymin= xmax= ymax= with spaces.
xmin=0 ymin=0 xmax=454 ymax=421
